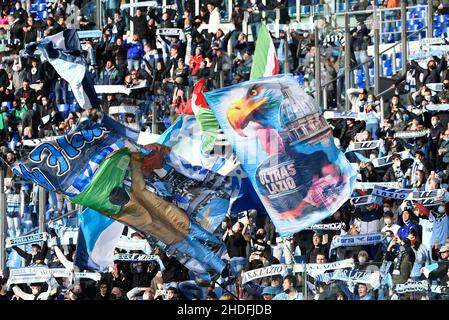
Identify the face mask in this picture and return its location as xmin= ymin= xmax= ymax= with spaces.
xmin=431 ymin=120 xmax=438 ymax=126
xmin=367 ymin=98 xmax=373 ymax=103
xmin=31 ymin=288 xmax=39 ymax=295
xmin=438 ymin=206 xmax=445 ymax=214
xmin=403 ymin=115 xmax=410 ymax=121
xmin=386 ymin=236 xmax=392 ymax=243
xmin=358 ymin=256 xmax=367 ymax=263
xmin=232 ymin=225 xmax=239 ymax=233
xmin=392 ymin=99 xmax=398 ymax=105
xmin=362 ymin=134 xmax=369 ymax=140
xmin=384 ymin=218 xmax=392 ymax=225
xmin=369 ymin=154 xmax=376 ymax=160
xmin=425 ymin=96 xmax=432 ymax=101
xmin=142 ymin=293 xmax=150 ymax=300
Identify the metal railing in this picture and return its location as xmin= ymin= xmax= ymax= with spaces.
xmin=314 ymin=24 xmax=428 ymax=104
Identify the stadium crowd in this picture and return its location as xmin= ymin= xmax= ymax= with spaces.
xmin=0 ymin=0 xmax=448 ymax=301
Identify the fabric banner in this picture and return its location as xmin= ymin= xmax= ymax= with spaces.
xmin=250 ymin=23 xmax=278 ymax=79
xmin=157 ymin=115 xmax=239 ymax=177
xmin=406 ymin=189 xmax=445 ymax=206
xmin=242 ymin=264 xmax=288 ymax=284
xmin=421 ymin=38 xmax=445 ymax=45
xmin=394 ymin=130 xmax=428 ymax=139
xmin=347 ymin=140 xmax=382 ymax=152
xmin=410 ymin=50 xmax=442 ymax=60
xmin=323 ymin=111 xmax=366 ymax=121
xmin=21 ymin=136 xmax=63 ymax=147
xmin=74 ymin=208 xmax=124 ymax=272
xmin=354 ymin=182 xmax=400 ymax=189
xmin=305 ymin=223 xmax=343 ymax=230
xmin=156 ymin=28 xmax=184 ymax=36
xmin=74 ymin=272 xmax=101 ymax=281
xmin=11 ymin=127 xmax=124 ymax=195
xmin=394 ymin=280 xmax=429 ymax=294
xmin=109 ymin=106 xmax=140 ymax=115
xmin=24 ymin=29 xmax=99 ymax=109
xmin=12 ymin=117 xmax=229 ymax=275
xmin=94 ymin=85 xmax=131 ymax=95
xmin=330 ymin=233 xmax=385 ymax=253
xmin=113 ymin=254 xmax=165 ymax=271
xmin=332 ymin=269 xmax=380 ymax=288
xmin=425 ymin=104 xmax=449 ymax=112
xmin=115 ymin=236 xmax=152 ymax=254
xmin=293 ymin=258 xmax=354 ymax=274
xmin=120 ymin=1 xmax=158 ymax=10
xmin=371 ymin=151 xmax=411 ymax=168
xmin=426 ymin=83 xmax=444 ymax=92
xmin=6 ymin=233 xmax=46 ymax=248
xmin=9 ymin=267 xmax=71 ymax=284
xmin=371 ymin=185 xmax=412 ymax=200
xmin=204 ymin=74 xmax=356 ymax=236
xmin=350 ymin=195 xmax=376 ymax=206
xmin=77 ymin=30 xmax=102 ymax=39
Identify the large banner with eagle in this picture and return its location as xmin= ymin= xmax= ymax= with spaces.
xmin=204 ymin=74 xmax=356 ymax=236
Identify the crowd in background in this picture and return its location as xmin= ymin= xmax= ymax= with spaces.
xmin=0 ymin=0 xmax=448 ymax=300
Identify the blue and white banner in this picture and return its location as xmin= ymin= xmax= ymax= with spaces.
xmin=6 ymin=233 xmax=46 ymax=248
xmin=426 ymin=83 xmax=444 ymax=92
xmin=9 ymin=267 xmax=71 ymax=284
xmin=305 ymin=223 xmax=343 ymax=231
xmin=394 ymin=130 xmax=428 ymax=139
xmin=371 ymin=151 xmax=411 ymax=168
xmin=94 ymin=85 xmax=132 ymax=95
xmin=354 ymin=182 xmax=399 ymax=189
xmin=394 ymin=280 xmax=429 ymax=294
xmin=332 ymin=269 xmax=380 ymax=288
xmin=347 ymin=140 xmax=382 ymax=152
xmin=330 ymin=233 xmax=385 ymax=254
xmin=425 ymin=104 xmax=449 ymax=112
xmin=371 ymin=185 xmax=412 ymax=200
xmin=24 ymin=29 xmax=99 ymax=109
xmin=115 ymin=236 xmax=152 ymax=254
xmin=74 ymin=208 xmax=124 ymax=272
xmin=323 ymin=111 xmax=366 ymax=121
xmin=350 ymin=195 xmax=376 ymax=206
xmin=113 ymin=254 xmax=165 ymax=271
xmin=204 ymin=74 xmax=356 ymax=236
xmin=77 ymin=30 xmax=102 ymax=39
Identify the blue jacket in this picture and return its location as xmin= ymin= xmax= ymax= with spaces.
xmin=397 ymin=221 xmax=418 ymax=239
xmin=126 ymin=41 xmax=143 ymax=60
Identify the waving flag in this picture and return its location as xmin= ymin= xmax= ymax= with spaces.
xmin=12 ymin=124 xmax=228 ymax=275
xmin=204 ymin=74 xmax=356 ymax=236
xmin=75 ymin=208 xmax=124 ymax=272
xmin=250 ymin=23 xmax=279 ymax=79
xmin=24 ymin=29 xmax=99 ymax=109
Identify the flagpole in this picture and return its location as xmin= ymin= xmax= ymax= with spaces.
xmin=38 ymin=187 xmax=46 ymax=233
xmin=0 ymin=167 xmax=6 ymax=270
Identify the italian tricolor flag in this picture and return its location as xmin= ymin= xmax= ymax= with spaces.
xmin=250 ymin=23 xmax=279 ymax=80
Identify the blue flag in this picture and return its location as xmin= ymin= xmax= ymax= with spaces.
xmin=24 ymin=29 xmax=99 ymax=109
xmin=204 ymin=74 xmax=356 ymax=236
xmin=75 ymin=208 xmax=124 ymax=272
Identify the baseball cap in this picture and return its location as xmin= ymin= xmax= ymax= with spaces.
xmin=439 ymin=245 xmax=449 ymax=253
xmin=262 ymin=286 xmax=276 ymax=296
